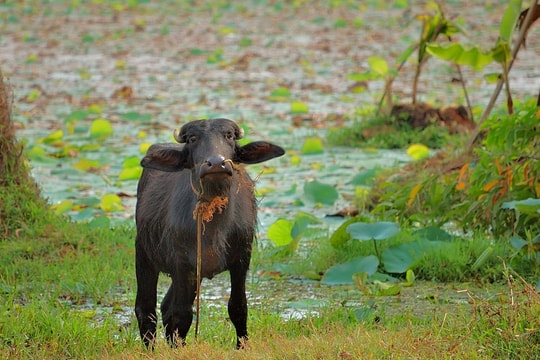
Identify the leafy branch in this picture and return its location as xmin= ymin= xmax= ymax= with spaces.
xmin=455 ymin=0 xmax=538 ymax=148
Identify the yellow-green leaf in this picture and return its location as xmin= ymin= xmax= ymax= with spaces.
xmin=407 ymin=143 xmax=429 ymax=161
xmin=90 ymin=118 xmax=113 ymax=138
xmin=290 ymin=101 xmax=309 ymax=114
xmin=403 ymin=269 xmax=416 ymax=287
xmin=367 ymin=56 xmax=389 ymax=76
xmin=301 ymin=137 xmax=324 ymax=155
xmin=88 ymin=104 xmax=102 ymax=114
xmin=290 ymin=154 xmax=301 ymax=166
xmin=139 ymin=142 xmax=151 ymax=153
xmin=51 ymin=199 xmax=73 ymax=215
xmin=26 ymin=89 xmax=41 ymax=102
xmin=42 ymin=130 xmax=64 ymax=144
xmin=73 ymin=159 xmax=100 ymax=172
xmin=122 ymin=156 xmax=140 ymax=168
xmin=426 ymin=43 xmax=494 ymax=70
xmin=100 ymin=194 xmax=123 ymax=212
xmin=267 ymin=218 xmax=294 ymax=246
xmin=118 ymin=167 xmax=142 ymax=180
xmin=27 ymin=145 xmax=47 ymax=160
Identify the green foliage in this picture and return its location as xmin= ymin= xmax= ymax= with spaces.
xmin=426 ymin=0 xmax=531 ymax=116
xmin=318 ymin=218 xmax=508 ymax=293
xmin=425 ymin=43 xmax=494 ymax=70
xmin=370 ymin=103 xmax=540 ymax=274
xmin=497 ymin=0 xmax=523 ymax=47
xmin=349 ymin=1 xmax=468 ymax=110
xmin=461 ymin=105 xmax=540 ymax=236
xmin=375 ymin=103 xmax=539 ymax=231
xmin=118 ymin=155 xmax=142 ymax=180
xmin=509 ymin=230 xmax=540 ymax=269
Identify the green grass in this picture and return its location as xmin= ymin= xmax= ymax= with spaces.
xmin=2 ymin=267 xmax=539 ymax=359
xmin=2 ymin=145 xmax=531 ymax=355
xmin=2 ymin=208 xmax=539 ymax=359
xmin=0 ymin=175 xmax=537 ymax=359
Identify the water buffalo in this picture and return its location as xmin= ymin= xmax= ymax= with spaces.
xmin=134 ymin=118 xmax=285 ymax=348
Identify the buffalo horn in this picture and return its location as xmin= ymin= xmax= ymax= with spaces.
xmin=173 ymin=128 xmax=184 ymax=143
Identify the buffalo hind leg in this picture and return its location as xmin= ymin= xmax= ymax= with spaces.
xmin=134 ymin=244 xmax=159 ymax=348
xmin=162 ymin=273 xmax=197 ymax=346
xmin=228 ymin=258 xmax=250 ymax=349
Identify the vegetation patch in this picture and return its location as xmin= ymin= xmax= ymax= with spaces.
xmin=327 ymin=112 xmax=455 ymax=149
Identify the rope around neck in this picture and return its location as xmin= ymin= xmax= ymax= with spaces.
xmin=190 ymin=159 xmax=236 ymax=340
xmin=192 ymin=184 xmax=229 ymax=340
xmin=195 ymin=211 xmax=203 ymax=340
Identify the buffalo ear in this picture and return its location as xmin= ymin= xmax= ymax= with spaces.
xmin=141 ymin=145 xmax=190 ymax=172
xmin=235 ymin=141 xmax=285 ymax=164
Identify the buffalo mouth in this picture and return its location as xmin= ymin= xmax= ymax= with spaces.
xmin=199 ymin=156 xmax=234 ymax=179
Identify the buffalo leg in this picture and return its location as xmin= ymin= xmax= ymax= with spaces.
xmin=228 ymin=257 xmax=250 ymax=349
xmin=162 ymin=272 xmax=197 ymax=346
xmin=134 ymin=243 xmax=159 ymax=347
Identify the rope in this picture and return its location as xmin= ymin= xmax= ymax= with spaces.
xmin=191 ymin=185 xmax=229 ymax=340
xmin=191 ymin=160 xmax=236 ymax=340
xmin=195 ymin=211 xmax=203 ymax=339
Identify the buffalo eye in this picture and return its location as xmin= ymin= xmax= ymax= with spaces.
xmin=225 ymin=131 xmax=235 ymax=140
xmin=187 ymin=135 xmax=198 ymax=144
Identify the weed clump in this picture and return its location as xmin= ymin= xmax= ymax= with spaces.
xmin=0 ymin=70 xmax=49 ymax=236
xmin=327 ymin=113 xmax=454 ymax=149
xmin=468 ymin=271 xmax=540 ymax=358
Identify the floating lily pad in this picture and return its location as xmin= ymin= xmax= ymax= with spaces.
xmin=290 ymin=101 xmax=309 ymax=114
xmin=90 ymin=118 xmax=113 ymax=139
xmin=267 ymin=218 xmax=294 ymax=246
xmin=321 ymin=255 xmax=379 ymax=285
xmin=100 ymin=194 xmax=123 ymax=212
xmin=347 ymin=221 xmax=399 ymax=241
xmin=349 ymin=168 xmax=379 ymax=186
xmin=301 ymin=137 xmax=324 ymax=155
xmin=381 ymin=240 xmax=439 ymax=273
xmin=502 ymin=198 xmax=540 ymax=216
xmin=303 ymin=180 xmax=338 ymax=206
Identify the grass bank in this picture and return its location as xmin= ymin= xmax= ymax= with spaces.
xmin=1 ymin=217 xmax=540 ymax=358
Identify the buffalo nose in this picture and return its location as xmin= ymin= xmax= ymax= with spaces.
xmin=205 ymin=155 xmax=225 ymax=168
xmin=200 ymin=155 xmax=233 ymax=178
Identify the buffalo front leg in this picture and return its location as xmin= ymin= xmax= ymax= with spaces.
xmin=134 ymin=244 xmax=159 ymax=347
xmin=162 ymin=272 xmax=197 ymax=346
xmin=228 ymin=257 xmax=250 ymax=349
